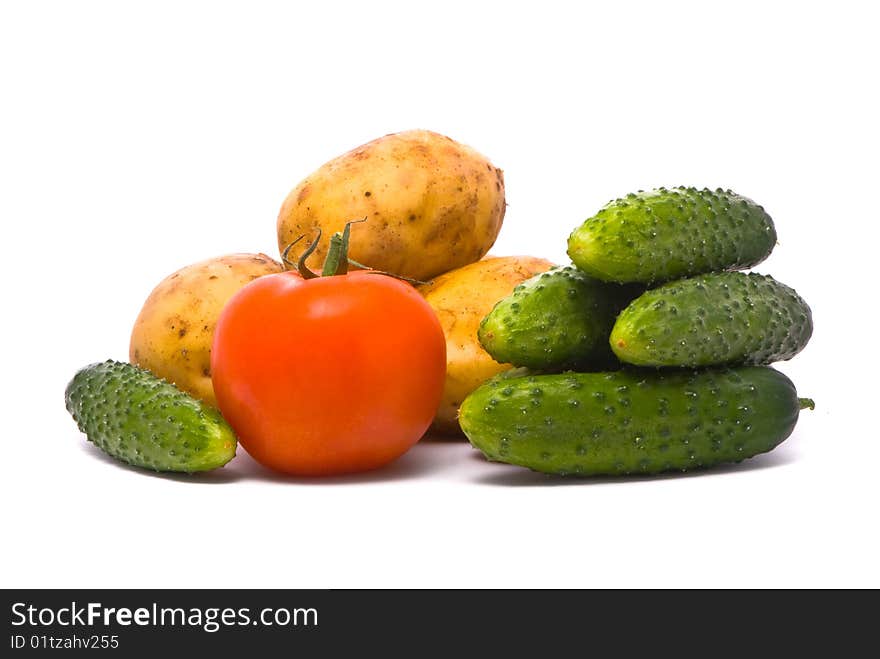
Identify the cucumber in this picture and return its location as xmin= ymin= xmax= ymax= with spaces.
xmin=65 ymin=360 xmax=237 ymax=473
xmin=460 ymin=367 xmax=812 ymax=476
xmin=567 ymin=187 xmax=776 ymax=284
xmin=477 ymin=266 xmax=642 ymax=370
xmin=611 ymin=272 xmax=813 ymax=368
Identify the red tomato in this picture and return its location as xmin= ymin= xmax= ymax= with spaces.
xmin=211 ymin=270 xmax=446 ymax=476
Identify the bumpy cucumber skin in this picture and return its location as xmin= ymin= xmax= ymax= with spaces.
xmin=65 ymin=360 xmax=237 ymax=473
xmin=477 ymin=266 xmax=642 ymax=370
xmin=460 ymin=367 xmax=805 ymax=476
xmin=567 ymin=187 xmax=776 ymax=284
xmin=611 ymin=272 xmax=812 ymax=368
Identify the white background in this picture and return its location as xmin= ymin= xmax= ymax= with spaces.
xmin=2 ymin=0 xmax=878 ymax=588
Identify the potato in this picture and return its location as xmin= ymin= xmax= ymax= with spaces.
xmin=277 ymin=129 xmax=505 ymax=281
xmin=420 ymin=255 xmax=555 ymax=435
xmin=130 ymin=253 xmax=283 ymax=407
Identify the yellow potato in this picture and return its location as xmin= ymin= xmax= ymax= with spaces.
xmin=420 ymin=255 xmax=555 ymax=435
xmin=277 ymin=129 xmax=506 ymax=281
xmin=130 ymin=253 xmax=283 ymax=407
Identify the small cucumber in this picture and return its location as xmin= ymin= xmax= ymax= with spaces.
xmin=65 ymin=360 xmax=237 ymax=473
xmin=611 ymin=272 xmax=812 ymax=368
xmin=478 ymin=266 xmax=642 ymax=370
xmin=567 ymin=187 xmax=776 ymax=284
xmin=460 ymin=367 xmax=812 ymax=476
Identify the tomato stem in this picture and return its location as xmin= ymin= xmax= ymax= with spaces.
xmin=280 ymin=218 xmax=431 ymax=285
xmin=322 ymin=218 xmax=366 ymax=276
xmin=280 ymin=235 xmax=305 ymax=269
xmin=346 ymin=258 xmax=432 ymax=286
xmin=296 ymin=230 xmax=322 ymax=279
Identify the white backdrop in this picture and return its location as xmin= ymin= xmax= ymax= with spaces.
xmin=2 ymin=0 xmax=878 ymax=587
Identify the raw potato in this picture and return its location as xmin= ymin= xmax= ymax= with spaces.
xmin=420 ymin=255 xmax=555 ymax=435
xmin=277 ymin=129 xmax=506 ymax=281
xmin=130 ymin=253 xmax=283 ymax=407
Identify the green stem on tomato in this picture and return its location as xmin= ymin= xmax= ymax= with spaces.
xmin=345 ymin=257 xmax=432 ymax=286
xmin=321 ymin=218 xmax=366 ymax=276
xmin=283 ymin=218 xmax=431 ymax=285
xmin=295 ymin=230 xmax=322 ymax=279
xmin=280 ymin=235 xmax=305 ymax=270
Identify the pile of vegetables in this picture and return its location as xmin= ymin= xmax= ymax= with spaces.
xmin=65 ymin=132 xmax=813 ymax=479
xmin=461 ymin=188 xmax=814 ymax=475
xmin=67 ymin=130 xmax=545 ymax=476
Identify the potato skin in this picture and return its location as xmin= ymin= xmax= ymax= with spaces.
xmin=420 ymin=255 xmax=555 ymax=435
xmin=129 ymin=253 xmax=283 ymax=407
xmin=277 ymin=130 xmax=506 ymax=281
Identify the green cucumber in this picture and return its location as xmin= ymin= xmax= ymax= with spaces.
xmin=460 ymin=367 xmax=812 ymax=476
xmin=567 ymin=187 xmax=776 ymax=284
xmin=477 ymin=266 xmax=642 ymax=370
xmin=65 ymin=360 xmax=237 ymax=473
xmin=611 ymin=272 xmax=812 ymax=368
